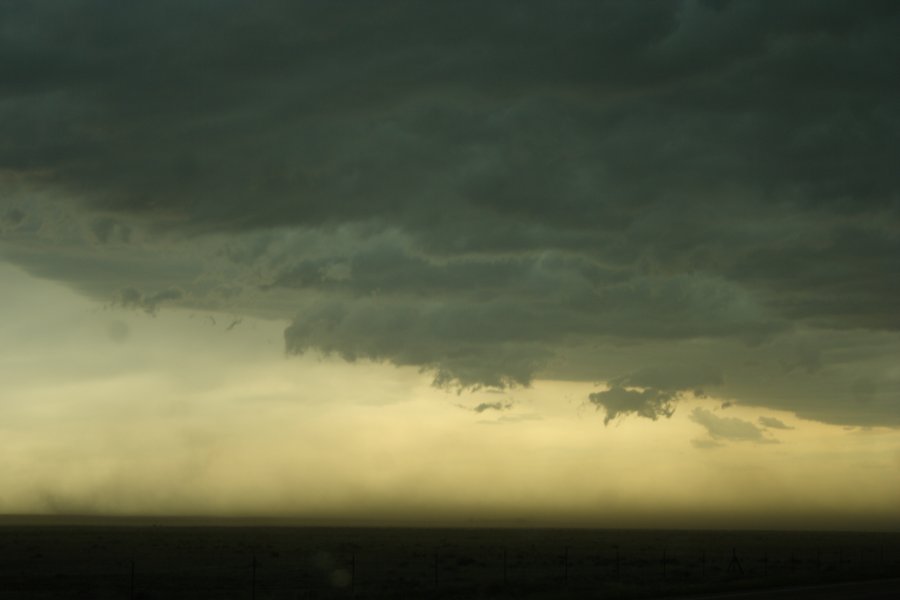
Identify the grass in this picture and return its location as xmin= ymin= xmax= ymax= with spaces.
xmin=0 ymin=525 xmax=898 ymax=599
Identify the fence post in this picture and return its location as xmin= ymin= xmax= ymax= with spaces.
xmin=433 ymin=550 xmax=438 ymax=588
xmin=251 ymin=554 xmax=257 ymax=600
xmin=727 ymin=548 xmax=743 ymax=575
xmin=503 ymin=548 xmax=507 ymax=586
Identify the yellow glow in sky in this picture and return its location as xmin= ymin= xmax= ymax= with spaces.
xmin=1 ymin=265 xmax=898 ymax=530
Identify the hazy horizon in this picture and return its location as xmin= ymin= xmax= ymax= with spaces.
xmin=3 ymin=512 xmax=900 ymax=534
xmin=1 ymin=1 xmax=899 ymax=532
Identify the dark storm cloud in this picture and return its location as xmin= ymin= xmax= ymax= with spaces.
xmin=3 ymin=1 xmax=897 ymax=230
xmin=278 ymin=248 xmax=781 ymax=388
xmin=1 ymin=1 xmax=899 ymax=425
xmin=115 ymin=287 xmax=184 ymax=316
xmin=283 ymin=297 xmax=553 ymax=388
xmin=89 ymin=217 xmax=131 ymax=244
xmin=1 ymin=208 xmax=26 ymax=229
xmin=610 ymin=364 xmax=724 ymax=396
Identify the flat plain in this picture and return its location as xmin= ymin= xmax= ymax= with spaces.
xmin=0 ymin=523 xmax=898 ymax=599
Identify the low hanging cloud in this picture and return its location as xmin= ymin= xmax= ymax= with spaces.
xmin=473 ymin=402 xmax=512 ymax=414
xmin=610 ymin=364 xmax=725 ymax=396
xmin=690 ymin=408 xmax=773 ymax=444
xmin=758 ymin=416 xmax=794 ymax=430
xmin=1 ymin=1 xmax=899 ymax=427
xmin=115 ymin=288 xmax=185 ymax=316
xmin=589 ymin=363 xmax=724 ymax=424
xmin=589 ymin=387 xmax=676 ymax=425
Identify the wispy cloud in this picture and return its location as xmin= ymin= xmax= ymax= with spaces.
xmin=690 ymin=408 xmax=775 ymax=444
xmin=759 ymin=416 xmax=794 ymax=430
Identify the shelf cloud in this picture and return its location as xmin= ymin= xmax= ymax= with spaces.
xmin=2 ymin=0 xmax=898 ymax=427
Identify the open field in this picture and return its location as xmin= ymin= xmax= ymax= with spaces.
xmin=0 ymin=523 xmax=899 ymax=599
xmin=655 ymin=578 xmax=900 ymax=600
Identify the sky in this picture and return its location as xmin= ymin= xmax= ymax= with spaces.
xmin=1 ymin=0 xmax=899 ymax=530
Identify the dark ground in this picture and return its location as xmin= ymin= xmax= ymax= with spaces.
xmin=655 ymin=578 xmax=900 ymax=600
xmin=0 ymin=523 xmax=898 ymax=599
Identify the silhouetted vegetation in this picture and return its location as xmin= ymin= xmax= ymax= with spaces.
xmin=0 ymin=526 xmax=898 ymax=599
